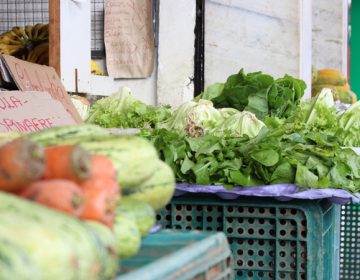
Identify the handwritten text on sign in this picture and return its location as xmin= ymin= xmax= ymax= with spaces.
xmin=1 ymin=55 xmax=82 ymax=123
xmin=0 ymin=91 xmax=76 ymax=133
xmin=104 ymin=0 xmax=154 ymax=78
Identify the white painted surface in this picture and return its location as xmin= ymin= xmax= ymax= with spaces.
xmin=312 ymin=0 xmax=348 ymax=74
xmin=299 ymin=0 xmax=312 ymax=98
xmin=205 ymin=0 xmax=311 ymax=88
xmin=342 ymin=0 xmax=349 ymax=77
xmin=60 ymin=0 xmax=91 ymax=93
xmin=89 ymin=67 xmax=157 ymax=105
xmin=157 ymin=0 xmax=196 ymax=107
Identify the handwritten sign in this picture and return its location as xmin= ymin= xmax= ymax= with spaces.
xmin=0 ymin=91 xmax=76 ymax=132
xmin=104 ymin=0 xmax=155 ymax=78
xmin=0 ymin=54 xmax=82 ymax=123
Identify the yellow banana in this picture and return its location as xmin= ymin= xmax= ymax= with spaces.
xmin=25 ymin=25 xmax=33 ymax=40
xmin=26 ymin=42 xmax=48 ymax=64
xmin=36 ymin=24 xmax=49 ymax=41
xmin=31 ymin=23 xmax=45 ymax=40
xmin=0 ymin=43 xmax=23 ymax=55
xmin=0 ymin=34 xmax=25 ymax=46
xmin=11 ymin=26 xmax=27 ymax=40
xmin=0 ymin=30 xmax=21 ymax=41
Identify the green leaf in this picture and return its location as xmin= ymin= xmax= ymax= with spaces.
xmin=270 ymin=162 xmax=295 ymax=184
xmin=180 ymin=156 xmax=195 ymax=174
xmin=228 ymin=170 xmax=263 ymax=186
xmin=250 ymin=149 xmax=279 ymax=167
xmin=193 ymin=161 xmax=211 ymax=185
xmin=295 ymin=164 xmax=318 ymax=188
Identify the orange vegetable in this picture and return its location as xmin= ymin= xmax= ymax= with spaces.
xmin=20 ymin=179 xmax=84 ymax=216
xmin=43 ymin=144 xmax=92 ymax=182
xmin=0 ymin=138 xmax=45 ymax=192
xmin=80 ymin=177 xmax=120 ymax=227
xmin=91 ymin=155 xmax=117 ymax=180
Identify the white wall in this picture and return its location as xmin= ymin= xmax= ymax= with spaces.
xmin=204 ymin=0 xmax=311 ymax=91
xmin=156 ymin=0 xmax=196 ymax=107
xmin=312 ymin=0 xmax=348 ymax=75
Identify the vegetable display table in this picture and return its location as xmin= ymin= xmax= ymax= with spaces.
xmin=157 ymin=194 xmax=340 ymax=280
xmin=116 ymin=230 xmax=233 ymax=280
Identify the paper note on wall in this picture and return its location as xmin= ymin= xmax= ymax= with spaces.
xmin=104 ymin=0 xmax=155 ymax=78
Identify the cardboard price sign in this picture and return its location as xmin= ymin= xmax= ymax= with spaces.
xmin=0 ymin=54 xmax=82 ymax=123
xmin=0 ymin=91 xmax=76 ymax=132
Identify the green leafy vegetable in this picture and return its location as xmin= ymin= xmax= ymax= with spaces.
xmin=337 ymin=101 xmax=360 ymax=146
xmin=213 ymin=111 xmax=265 ymax=138
xmin=200 ymin=69 xmax=306 ymax=119
xmin=157 ymin=99 xmax=223 ymax=137
xmin=86 ymin=87 xmax=171 ymax=129
xmin=141 ymin=126 xmax=360 ymax=192
xmin=194 ymin=83 xmax=224 ymax=102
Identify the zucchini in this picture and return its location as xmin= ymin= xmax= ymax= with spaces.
xmin=117 ymin=197 xmax=156 ymax=237
xmin=26 ymin=124 xmax=110 ymax=145
xmin=0 ymin=238 xmax=40 ymax=280
xmin=0 ymin=192 xmax=119 ymax=280
xmin=124 ymin=160 xmax=175 ymax=210
xmin=113 ymin=212 xmax=141 ymax=259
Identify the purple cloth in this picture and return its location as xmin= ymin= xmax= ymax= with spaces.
xmin=175 ymin=183 xmax=360 ymax=204
xmin=149 ymin=224 xmax=162 ymax=234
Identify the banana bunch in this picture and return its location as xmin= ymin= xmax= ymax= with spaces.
xmin=0 ymin=23 xmax=49 ymax=65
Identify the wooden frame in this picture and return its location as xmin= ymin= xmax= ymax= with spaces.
xmin=48 ymin=0 xmax=60 ymax=76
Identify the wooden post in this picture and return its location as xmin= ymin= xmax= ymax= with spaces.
xmin=49 ymin=0 xmax=61 ymax=76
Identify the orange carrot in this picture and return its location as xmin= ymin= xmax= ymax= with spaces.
xmin=80 ymin=177 xmax=120 ymax=227
xmin=0 ymin=138 xmax=45 ymax=192
xmin=91 ymin=155 xmax=117 ymax=180
xmin=42 ymin=144 xmax=92 ymax=183
xmin=20 ymin=179 xmax=85 ymax=216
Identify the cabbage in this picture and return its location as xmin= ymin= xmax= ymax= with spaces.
xmin=214 ymin=111 xmax=265 ymax=138
xmin=218 ymin=108 xmax=240 ymax=118
xmin=158 ymin=99 xmax=223 ymax=137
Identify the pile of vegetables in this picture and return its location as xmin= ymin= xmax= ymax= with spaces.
xmin=142 ymin=87 xmax=360 ymax=192
xmin=0 ymin=137 xmax=120 ymax=227
xmin=83 ymin=67 xmax=360 ymax=193
xmin=0 ymin=125 xmax=176 ymax=278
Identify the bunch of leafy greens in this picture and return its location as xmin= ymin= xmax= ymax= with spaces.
xmin=157 ymin=99 xmax=265 ymax=138
xmin=141 ymin=126 xmax=360 ymax=192
xmin=157 ymin=99 xmax=223 ymax=137
xmin=197 ymin=69 xmax=306 ymax=120
xmin=86 ymin=87 xmax=171 ymax=128
xmin=213 ymin=111 xmax=265 ymax=138
xmin=337 ymin=102 xmax=360 ymax=147
xmin=274 ymin=88 xmax=360 ymax=147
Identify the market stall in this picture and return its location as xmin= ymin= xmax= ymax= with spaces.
xmin=0 ymin=1 xmax=359 ymax=280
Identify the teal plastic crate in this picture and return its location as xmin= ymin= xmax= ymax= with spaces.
xmin=157 ymin=194 xmax=340 ymax=280
xmin=116 ymin=230 xmax=233 ymax=280
xmin=340 ymin=203 xmax=360 ymax=280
